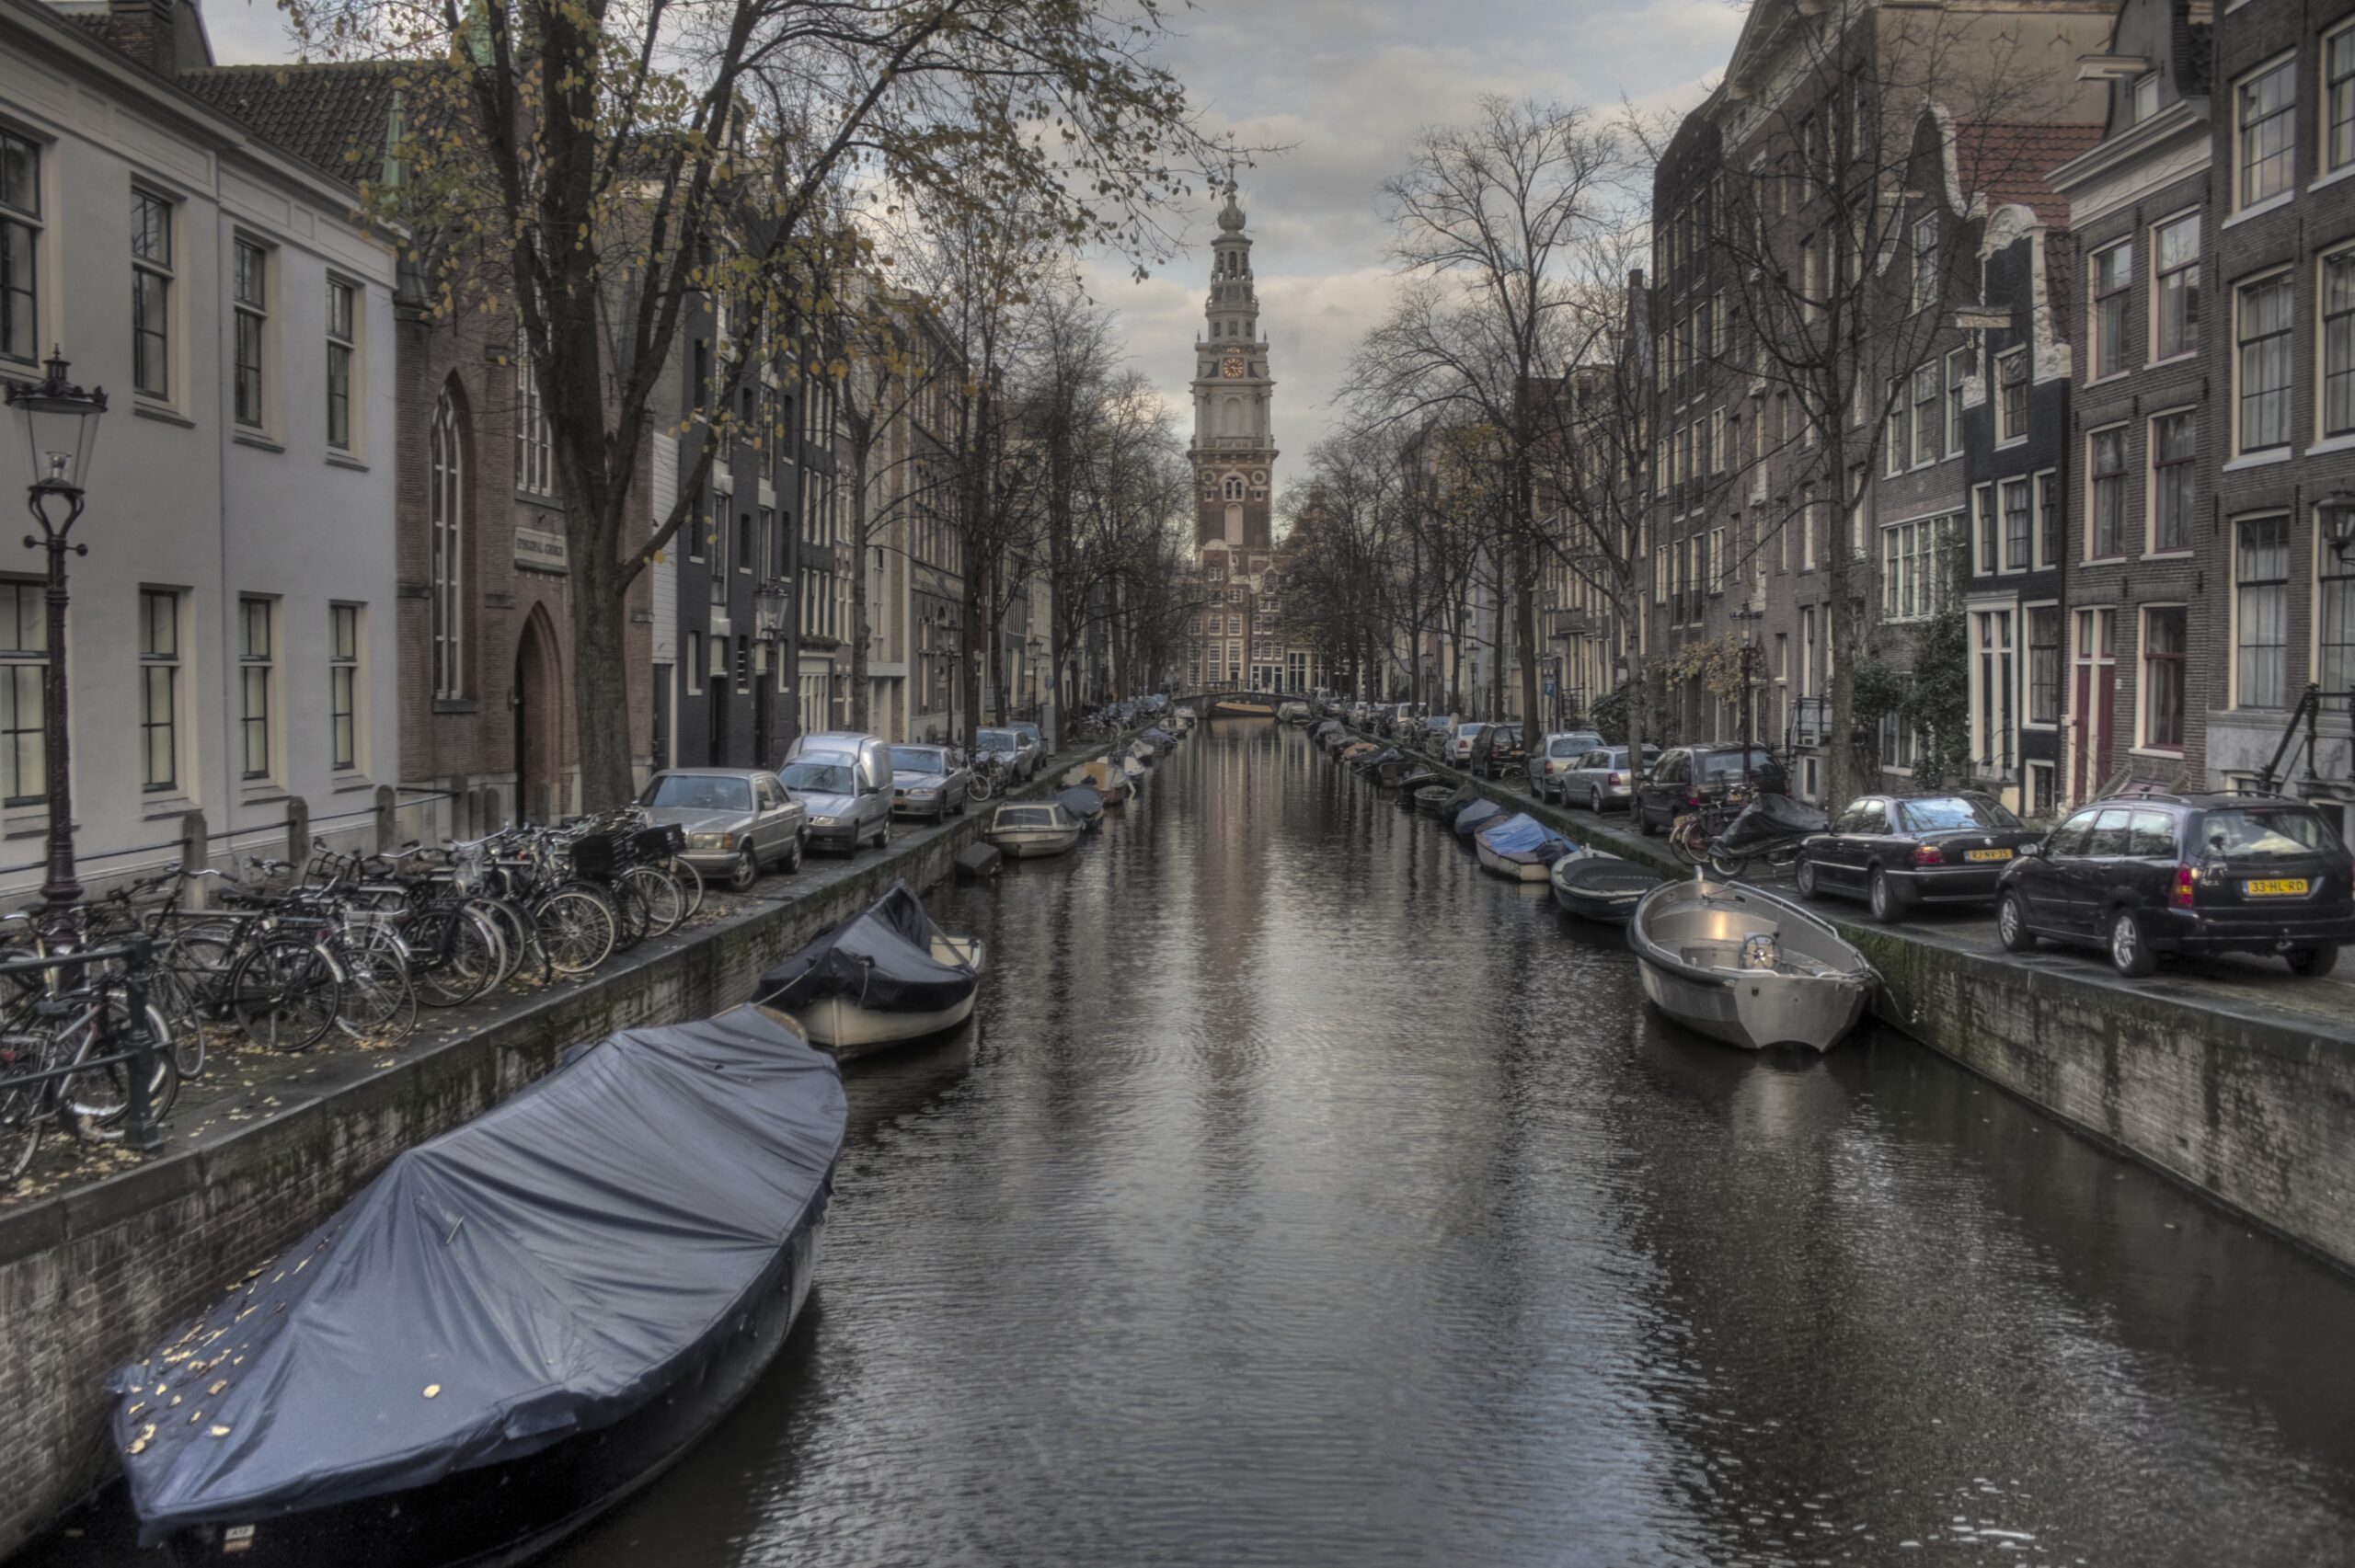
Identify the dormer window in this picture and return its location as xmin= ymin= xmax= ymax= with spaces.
xmin=2131 ymin=72 xmax=2159 ymax=125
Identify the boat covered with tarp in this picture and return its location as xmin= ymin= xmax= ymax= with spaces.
xmin=110 ymin=1006 xmax=846 ymax=1567
xmin=753 ymin=883 xmax=984 ymax=1053
xmin=1453 ymin=797 xmax=1506 ymax=837
xmin=1549 ymin=853 xmax=1664 ymax=923
xmin=1474 ymin=813 xmax=1577 ymax=880
xmin=1056 ymin=784 xmax=1107 ymax=829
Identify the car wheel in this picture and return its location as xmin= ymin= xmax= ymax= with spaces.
xmin=1868 ymin=867 xmax=1901 ymax=924
xmin=1996 ymin=891 xmax=2039 ymax=953
xmin=727 ymin=846 xmax=758 ymax=893
xmin=785 ymin=833 xmax=804 ymax=875
xmin=2286 ymin=944 xmax=2340 ymax=979
xmin=877 ymin=817 xmax=892 ymax=850
xmin=2108 ymin=909 xmax=2157 ymax=979
xmin=1589 ymin=785 xmax=1604 ymax=813
xmin=1639 ymin=807 xmax=1659 ymax=838
xmin=1795 ymin=856 xmax=1820 ymax=899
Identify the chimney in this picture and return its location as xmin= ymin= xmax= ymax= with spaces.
xmin=107 ymin=0 xmax=178 ymax=73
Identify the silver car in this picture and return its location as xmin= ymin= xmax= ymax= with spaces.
xmin=637 ymin=768 xmax=808 ymax=890
xmin=1530 ymin=730 xmax=1606 ymax=802
xmin=889 ymin=744 xmax=971 ymax=819
xmin=1559 ymin=745 xmax=1658 ymax=812
xmin=782 ymin=732 xmax=894 ymax=853
xmin=975 ymin=727 xmax=1039 ymax=783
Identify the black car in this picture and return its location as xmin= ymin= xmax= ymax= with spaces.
xmin=1995 ymin=792 xmax=2355 ymax=978
xmin=1795 ymin=792 xmax=2040 ymax=922
xmin=1636 ymin=744 xmax=1786 ymax=835
xmin=1474 ymin=724 xmax=1527 ymax=780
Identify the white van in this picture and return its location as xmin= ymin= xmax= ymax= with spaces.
xmin=780 ymin=732 xmax=894 ymax=853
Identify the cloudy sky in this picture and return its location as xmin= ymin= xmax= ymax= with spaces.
xmin=202 ymin=0 xmax=1738 ymax=461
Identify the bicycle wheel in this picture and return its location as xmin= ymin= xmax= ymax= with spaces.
xmin=534 ymin=889 xmax=615 ymax=975
xmin=228 ymin=936 xmax=343 ymax=1052
xmin=669 ymin=857 xmax=706 ymax=921
xmin=1706 ymin=843 xmax=1750 ymax=878
xmin=619 ymin=864 xmax=685 ymax=938
xmin=466 ymin=898 xmax=531 ymax=987
xmin=408 ymin=907 xmax=499 ymax=1008
xmin=969 ymin=772 xmax=995 ymax=804
xmin=0 ymin=1043 xmax=43 ymax=1183
xmin=63 ymin=1000 xmax=181 ymax=1139
xmin=606 ymin=880 xmax=650 ymax=955
xmin=1671 ymin=820 xmax=1709 ymax=868
xmin=335 ymin=937 xmax=419 ymax=1042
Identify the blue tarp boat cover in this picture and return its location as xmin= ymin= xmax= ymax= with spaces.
xmin=1142 ymin=727 xmax=1177 ymax=746
xmin=1476 ymin=812 xmax=1574 ymax=864
xmin=1453 ymin=797 xmax=1506 ymax=836
xmin=1056 ymin=784 xmax=1106 ymax=821
xmin=111 ymin=1006 xmax=845 ymax=1540
xmin=755 ymin=882 xmax=976 ymax=1013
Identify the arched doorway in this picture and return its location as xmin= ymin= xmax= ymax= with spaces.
xmin=513 ymin=610 xmax=560 ymax=823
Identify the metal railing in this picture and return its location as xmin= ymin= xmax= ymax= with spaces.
xmin=0 ymin=936 xmax=167 ymax=1152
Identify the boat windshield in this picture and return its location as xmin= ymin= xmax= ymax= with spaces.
xmin=890 ymin=748 xmax=946 ymax=776
xmin=1901 ymin=796 xmax=2021 ymax=832
xmin=997 ymin=807 xmax=1054 ymax=828
xmin=781 ymin=761 xmax=855 ymax=795
xmin=640 ymin=774 xmax=750 ymax=811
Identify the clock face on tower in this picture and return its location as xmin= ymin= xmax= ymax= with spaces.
xmin=1221 ymin=355 xmax=1246 ymax=378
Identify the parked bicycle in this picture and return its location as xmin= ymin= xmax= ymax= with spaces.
xmin=0 ymin=936 xmax=178 ymax=1182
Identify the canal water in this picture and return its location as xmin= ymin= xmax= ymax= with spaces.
xmin=539 ymin=721 xmax=2355 ymax=1568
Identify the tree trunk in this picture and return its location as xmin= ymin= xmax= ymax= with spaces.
xmin=846 ymin=441 xmax=871 ymax=735
xmin=569 ymin=532 xmax=636 ymax=812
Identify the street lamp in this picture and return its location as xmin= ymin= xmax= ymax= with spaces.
xmin=2322 ymin=490 xmax=2355 ymax=563
xmin=1730 ymin=600 xmax=1766 ymax=791
xmin=6 ymin=349 xmax=107 ymax=928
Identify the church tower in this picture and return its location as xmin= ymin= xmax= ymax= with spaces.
xmin=1190 ymin=185 xmax=1276 ymax=552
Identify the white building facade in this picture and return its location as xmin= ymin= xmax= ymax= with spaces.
xmin=0 ymin=0 xmax=401 ymax=890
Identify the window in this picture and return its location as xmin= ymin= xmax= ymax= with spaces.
xmin=1975 ymin=610 xmax=2014 ymax=770
xmin=2237 ymin=56 xmax=2296 ymax=210
xmin=2234 ymin=516 xmax=2290 ymax=708
xmin=138 ymin=589 xmax=178 ymax=791
xmin=514 ymin=349 xmax=552 ymax=494
xmin=132 ymin=188 xmax=173 ymax=399
xmin=2034 ymin=470 xmax=2060 ymax=569
xmin=2089 ymin=428 xmax=2128 ymax=558
xmin=0 ymin=129 xmax=38 ymax=366
xmin=1995 ymin=349 xmax=2027 ymax=441
xmin=2131 ymin=72 xmax=2160 ymax=125
xmin=1885 ymin=377 xmax=1909 ymax=475
xmin=328 ymin=602 xmax=359 ymax=771
xmin=233 ymin=237 xmax=267 ymax=428
xmin=2027 ymin=605 xmax=2062 ymax=725
xmin=2027 ymin=761 xmax=2057 ymax=818
xmin=2236 ymin=272 xmax=2292 ymax=453
xmin=1880 ymin=514 xmax=1958 ymax=621
xmin=2323 ymin=524 xmax=2355 ymax=697
xmin=430 ymin=393 xmax=463 ymax=698
xmin=0 ymin=580 xmax=40 ymax=804
xmin=686 ymin=631 xmax=703 ymax=694
xmin=2150 ymin=410 xmax=2195 ymax=552
xmin=2092 ymin=241 xmax=2131 ymax=377
xmin=1913 ymin=214 xmax=1939 ymax=311
xmin=1801 ymin=483 xmax=1818 ymax=570
xmin=326 ymin=279 xmax=355 ymax=451
xmin=2001 ymin=477 xmax=2030 ymax=571
xmin=2326 ymin=249 xmax=2355 ymax=441
xmin=2153 ymin=213 xmax=2199 ymax=361
xmin=238 ymin=597 xmax=274 ymax=779
xmin=1973 ymin=483 xmax=1996 ymax=575
xmin=2331 ymin=24 xmax=2355 ymax=175
xmin=1913 ymin=362 xmax=1940 ymax=466
xmin=2142 ymin=606 xmax=2187 ymax=750
xmin=1945 ymin=348 xmax=1969 ymax=455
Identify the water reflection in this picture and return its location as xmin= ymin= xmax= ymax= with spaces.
xmin=327 ymin=726 xmax=2355 ymax=1564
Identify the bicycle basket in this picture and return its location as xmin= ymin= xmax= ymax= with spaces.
xmin=569 ymin=833 xmax=619 ymax=880
xmin=633 ymin=824 xmax=685 ymax=859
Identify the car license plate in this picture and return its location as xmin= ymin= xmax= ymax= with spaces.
xmin=1965 ymin=848 xmax=2013 ymax=862
xmin=2245 ymin=878 xmax=2309 ymax=897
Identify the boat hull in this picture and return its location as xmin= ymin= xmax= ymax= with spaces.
xmin=1475 ymin=842 xmax=1557 ymax=881
xmin=985 ymin=827 xmax=1084 ymax=858
xmin=1212 ymin=699 xmax=1276 ymax=718
xmin=156 ymin=1219 xmax=824 ymax=1568
xmin=792 ymin=936 xmax=983 ymax=1059
xmin=1628 ymin=878 xmax=1873 ymax=1052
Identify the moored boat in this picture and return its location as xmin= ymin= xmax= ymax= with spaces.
xmin=1212 ymin=696 xmax=1276 ymax=718
xmin=983 ymin=801 xmax=1086 ymax=858
xmin=1074 ymin=757 xmax=1132 ymax=803
xmin=1339 ymin=740 xmax=1379 ymax=766
xmin=755 ymin=885 xmax=984 ymax=1055
xmin=111 ymin=1006 xmax=846 ymax=1568
xmin=1628 ymin=876 xmax=1876 ymax=1051
xmin=1056 ymin=784 xmax=1108 ymax=830
xmin=1277 ymin=700 xmax=1313 ymax=723
xmin=1549 ymin=853 xmax=1664 ymax=923
xmin=1474 ymin=813 xmax=1577 ymax=881
xmin=1453 ymin=796 xmax=1506 ymax=838
xmin=1395 ymin=768 xmax=1442 ymax=802
xmin=1412 ymin=783 xmax=1458 ymax=818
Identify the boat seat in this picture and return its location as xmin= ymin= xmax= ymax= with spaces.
xmin=1679 ymin=942 xmax=1836 ymax=978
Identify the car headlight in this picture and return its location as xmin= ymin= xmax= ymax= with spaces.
xmin=810 ymin=815 xmax=838 ymax=827
xmin=909 ymin=788 xmax=938 ymax=799
xmin=688 ymin=831 xmax=720 ymax=850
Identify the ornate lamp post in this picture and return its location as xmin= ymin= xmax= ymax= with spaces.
xmin=1731 ymin=600 xmax=1766 ymax=791
xmin=6 ymin=349 xmax=107 ymax=930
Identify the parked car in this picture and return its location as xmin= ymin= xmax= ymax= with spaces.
xmin=975 ymin=727 xmax=1039 ymax=782
xmin=1447 ymin=722 xmax=1491 ymax=769
xmin=1007 ymin=720 xmax=1047 ymax=763
xmin=887 ymin=744 xmax=971 ymax=820
xmin=1529 ymin=730 xmax=1606 ymax=800
xmin=1416 ymin=715 xmax=1456 ymax=757
xmin=637 ymin=768 xmax=807 ymax=890
xmin=1995 ymin=792 xmax=2355 ymax=978
xmin=1635 ymin=744 xmax=1786 ymax=835
xmin=1474 ymin=724 xmax=1527 ymax=780
xmin=1558 ymin=745 xmax=1657 ymax=812
xmin=780 ymin=731 xmax=894 ymax=853
xmin=1794 ymin=792 xmax=2040 ymax=922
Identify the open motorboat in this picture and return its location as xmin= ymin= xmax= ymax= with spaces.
xmin=1453 ymin=797 xmax=1506 ymax=838
xmin=1173 ymin=705 xmax=1199 ymax=727
xmin=1394 ymin=768 xmax=1442 ymax=803
xmin=983 ymin=801 xmax=1086 ymax=858
xmin=1628 ymin=876 xmax=1877 ymax=1052
xmin=1212 ymin=695 xmax=1276 ymax=718
xmin=1373 ymin=752 xmax=1422 ymax=786
xmin=754 ymin=885 xmax=984 ymax=1056
xmin=1072 ymin=757 xmax=1131 ymax=804
xmin=1339 ymin=740 xmax=1379 ymax=766
xmin=111 ymin=1006 xmax=845 ymax=1567
xmin=1412 ymin=783 xmax=1458 ymax=818
xmin=1277 ymin=700 xmax=1314 ymax=724
xmin=1549 ymin=852 xmax=1665 ymax=923
xmin=1474 ymin=813 xmax=1578 ymax=881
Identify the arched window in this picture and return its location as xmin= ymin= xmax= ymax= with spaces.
xmin=1223 ymin=475 xmax=1245 ymax=500
xmin=430 ymin=392 xmax=464 ymax=697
